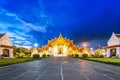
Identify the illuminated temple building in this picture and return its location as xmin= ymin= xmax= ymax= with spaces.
xmin=32 ymin=34 xmax=90 ymax=57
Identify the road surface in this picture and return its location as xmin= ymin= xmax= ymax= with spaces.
xmin=0 ymin=57 xmax=120 ymax=80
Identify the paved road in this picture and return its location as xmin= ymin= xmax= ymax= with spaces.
xmin=0 ymin=57 xmax=120 ymax=80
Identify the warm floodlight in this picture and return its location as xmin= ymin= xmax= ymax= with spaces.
xmin=83 ymin=43 xmax=87 ymax=47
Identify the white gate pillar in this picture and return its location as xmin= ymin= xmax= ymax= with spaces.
xmin=116 ymin=47 xmax=120 ymax=58
xmin=9 ymin=49 xmax=13 ymax=58
xmin=106 ymin=49 xmax=110 ymax=57
xmin=0 ymin=48 xmax=3 ymax=58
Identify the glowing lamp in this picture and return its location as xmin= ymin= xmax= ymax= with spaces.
xmin=34 ymin=43 xmax=38 ymax=47
xmin=83 ymin=43 xmax=87 ymax=47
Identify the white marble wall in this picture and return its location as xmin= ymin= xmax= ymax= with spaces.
xmin=106 ymin=49 xmax=110 ymax=57
xmin=9 ymin=49 xmax=13 ymax=58
xmin=116 ymin=47 xmax=120 ymax=58
xmin=107 ymin=47 xmax=120 ymax=58
xmin=0 ymin=48 xmax=3 ymax=56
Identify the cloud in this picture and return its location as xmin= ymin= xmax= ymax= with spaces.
xmin=0 ymin=7 xmax=47 ymax=33
xmin=0 ymin=7 xmax=47 ymax=47
xmin=0 ymin=0 xmax=120 ymax=49
xmin=16 ymin=17 xmax=47 ymax=33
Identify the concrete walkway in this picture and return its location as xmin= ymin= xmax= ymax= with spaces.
xmin=0 ymin=57 xmax=120 ymax=80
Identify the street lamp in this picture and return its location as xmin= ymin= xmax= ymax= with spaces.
xmin=34 ymin=43 xmax=38 ymax=48
xmin=18 ymin=44 xmax=23 ymax=57
xmin=34 ymin=43 xmax=38 ymax=53
xmin=83 ymin=43 xmax=87 ymax=47
xmin=90 ymin=48 xmax=93 ymax=51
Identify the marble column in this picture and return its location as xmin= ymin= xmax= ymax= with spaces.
xmin=116 ymin=47 xmax=120 ymax=58
xmin=106 ymin=49 xmax=110 ymax=57
xmin=0 ymin=48 xmax=3 ymax=58
xmin=9 ymin=49 xmax=13 ymax=58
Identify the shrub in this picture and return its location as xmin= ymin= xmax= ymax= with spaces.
xmin=26 ymin=54 xmax=31 ymax=57
xmin=75 ymin=54 xmax=79 ymax=58
xmin=71 ymin=54 xmax=74 ymax=57
xmin=18 ymin=52 xmax=24 ymax=58
xmin=93 ymin=49 xmax=104 ymax=58
xmin=93 ymin=53 xmax=104 ymax=58
xmin=47 ymin=54 xmax=51 ymax=57
xmin=99 ymin=54 xmax=104 ymax=58
xmin=33 ymin=54 xmax=40 ymax=59
xmin=82 ymin=53 xmax=88 ymax=58
xmin=42 ymin=54 xmax=47 ymax=58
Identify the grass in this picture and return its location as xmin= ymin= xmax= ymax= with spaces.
xmin=0 ymin=57 xmax=40 ymax=67
xmin=86 ymin=58 xmax=120 ymax=66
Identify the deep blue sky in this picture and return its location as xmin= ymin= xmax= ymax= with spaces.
xmin=0 ymin=0 xmax=120 ymax=49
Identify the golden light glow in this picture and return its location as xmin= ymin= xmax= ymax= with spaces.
xmin=32 ymin=34 xmax=90 ymax=56
xmin=83 ymin=43 xmax=87 ymax=47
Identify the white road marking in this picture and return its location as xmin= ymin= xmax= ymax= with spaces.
xmin=69 ymin=62 xmax=90 ymax=80
xmin=103 ymin=74 xmax=115 ymax=80
xmin=0 ymin=60 xmax=49 ymax=78
xmin=35 ymin=66 xmax=49 ymax=80
xmin=61 ymin=59 xmax=64 ymax=80
xmin=0 ymin=67 xmax=25 ymax=76
xmin=35 ymin=59 xmax=55 ymax=80
xmin=12 ymin=71 xmax=30 ymax=80
xmin=93 ymin=64 xmax=119 ymax=74
xmin=83 ymin=60 xmax=116 ymax=80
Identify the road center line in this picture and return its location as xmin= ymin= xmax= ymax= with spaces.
xmin=61 ymin=59 xmax=64 ymax=80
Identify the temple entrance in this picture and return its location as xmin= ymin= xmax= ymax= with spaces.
xmin=53 ymin=45 xmax=67 ymax=57
xmin=2 ymin=49 xmax=10 ymax=57
xmin=57 ymin=46 xmax=63 ymax=55
xmin=110 ymin=48 xmax=116 ymax=57
xmin=39 ymin=34 xmax=80 ymax=57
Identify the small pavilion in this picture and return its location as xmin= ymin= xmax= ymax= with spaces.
xmin=0 ymin=33 xmax=13 ymax=58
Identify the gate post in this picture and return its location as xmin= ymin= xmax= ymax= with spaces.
xmin=9 ymin=49 xmax=13 ymax=58
xmin=0 ymin=48 xmax=3 ymax=58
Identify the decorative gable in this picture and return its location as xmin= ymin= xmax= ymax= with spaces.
xmin=0 ymin=33 xmax=12 ymax=46
xmin=108 ymin=32 xmax=120 ymax=46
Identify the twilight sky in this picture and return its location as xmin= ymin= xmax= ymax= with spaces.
xmin=0 ymin=0 xmax=120 ymax=49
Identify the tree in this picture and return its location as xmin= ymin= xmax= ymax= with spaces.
xmin=13 ymin=46 xmax=31 ymax=57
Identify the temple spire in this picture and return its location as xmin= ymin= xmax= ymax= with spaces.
xmin=58 ymin=33 xmax=63 ymax=38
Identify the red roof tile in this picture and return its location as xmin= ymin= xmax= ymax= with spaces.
xmin=0 ymin=45 xmax=13 ymax=48
xmin=116 ymin=34 xmax=120 ymax=38
xmin=105 ymin=45 xmax=120 ymax=49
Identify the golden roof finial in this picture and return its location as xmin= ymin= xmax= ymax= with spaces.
xmin=58 ymin=33 xmax=63 ymax=38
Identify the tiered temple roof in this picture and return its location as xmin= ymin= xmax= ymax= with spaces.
xmin=39 ymin=34 xmax=80 ymax=52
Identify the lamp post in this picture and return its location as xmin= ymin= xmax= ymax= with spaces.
xmin=19 ymin=44 xmax=23 ymax=57
xmin=98 ymin=43 xmax=101 ymax=49
xmin=19 ymin=44 xmax=23 ymax=53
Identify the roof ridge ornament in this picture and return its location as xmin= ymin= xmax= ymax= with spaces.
xmin=58 ymin=33 xmax=63 ymax=38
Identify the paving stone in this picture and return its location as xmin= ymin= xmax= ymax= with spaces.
xmin=0 ymin=57 xmax=120 ymax=80
xmin=38 ymin=75 xmax=61 ymax=80
xmin=86 ymin=74 xmax=112 ymax=80
xmin=106 ymin=74 xmax=120 ymax=80
xmin=64 ymin=75 xmax=87 ymax=80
